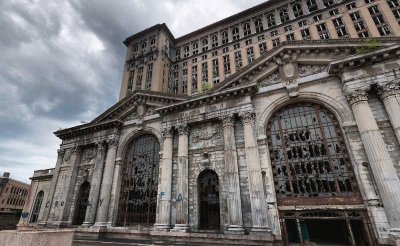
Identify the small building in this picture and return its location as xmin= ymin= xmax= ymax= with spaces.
xmin=0 ymin=172 xmax=30 ymax=229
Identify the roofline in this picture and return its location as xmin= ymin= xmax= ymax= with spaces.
xmin=0 ymin=177 xmax=30 ymax=187
xmin=123 ymin=23 xmax=176 ymax=46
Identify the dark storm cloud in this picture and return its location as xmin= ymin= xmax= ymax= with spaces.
xmin=0 ymin=0 xmax=266 ymax=182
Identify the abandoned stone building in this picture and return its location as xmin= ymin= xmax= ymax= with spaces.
xmin=20 ymin=0 xmax=400 ymax=245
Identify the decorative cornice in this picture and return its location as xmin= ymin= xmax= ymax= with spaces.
xmin=220 ymin=114 xmax=235 ymax=128
xmin=344 ymin=89 xmax=369 ymax=106
xmin=240 ymin=111 xmax=256 ymax=125
xmin=54 ymin=119 xmax=123 ymax=140
xmin=377 ymin=81 xmax=400 ymax=100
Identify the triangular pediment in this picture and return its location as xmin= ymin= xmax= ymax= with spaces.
xmin=211 ymin=38 xmax=399 ymax=93
xmin=91 ymin=90 xmax=188 ymax=124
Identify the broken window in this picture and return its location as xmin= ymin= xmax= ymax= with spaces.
xmin=268 ymin=104 xmax=357 ymax=201
xmin=117 ymin=135 xmax=160 ymax=226
xmin=292 ymin=3 xmax=303 ymax=17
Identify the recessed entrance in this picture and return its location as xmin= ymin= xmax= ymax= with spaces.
xmin=73 ymin=181 xmax=90 ymax=225
xmin=281 ymin=210 xmax=373 ymax=245
xmin=198 ymin=170 xmax=220 ymax=230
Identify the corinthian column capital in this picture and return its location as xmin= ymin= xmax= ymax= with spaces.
xmin=106 ymin=138 xmax=119 ymax=149
xmin=344 ymin=89 xmax=368 ymax=106
xmin=377 ymin=81 xmax=400 ymax=100
xmin=161 ymin=127 xmax=173 ymax=139
xmin=219 ymin=114 xmax=235 ymax=128
xmin=240 ymin=111 xmax=256 ymax=125
xmin=177 ymin=123 xmax=189 ymax=136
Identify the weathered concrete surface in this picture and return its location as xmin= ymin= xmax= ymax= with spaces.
xmin=0 ymin=229 xmax=74 ymax=246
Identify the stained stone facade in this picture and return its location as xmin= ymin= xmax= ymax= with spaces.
xmin=19 ymin=0 xmax=400 ymax=245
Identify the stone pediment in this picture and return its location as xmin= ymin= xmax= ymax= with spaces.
xmin=210 ymin=38 xmax=400 ymax=94
xmin=91 ymin=90 xmax=188 ymax=124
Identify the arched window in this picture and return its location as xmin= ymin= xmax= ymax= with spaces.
xmin=73 ymin=181 xmax=90 ymax=225
xmin=30 ymin=191 xmax=44 ymax=223
xmin=198 ymin=170 xmax=220 ymax=230
xmin=267 ymin=103 xmax=360 ymax=205
xmin=117 ymin=134 xmax=160 ymax=226
xmin=292 ymin=3 xmax=303 ymax=17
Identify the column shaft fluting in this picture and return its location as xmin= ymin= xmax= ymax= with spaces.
xmin=346 ymin=89 xmax=400 ymax=229
xmin=155 ymin=127 xmax=173 ymax=230
xmin=93 ymin=138 xmax=118 ymax=227
xmin=221 ymin=115 xmax=244 ymax=232
xmin=173 ymin=124 xmax=190 ymax=231
xmin=240 ymin=112 xmax=270 ymax=233
xmin=82 ymin=142 xmax=106 ymax=227
xmin=378 ymin=82 xmax=400 ymax=146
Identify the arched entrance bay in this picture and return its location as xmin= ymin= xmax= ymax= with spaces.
xmin=116 ymin=134 xmax=160 ymax=226
xmin=73 ymin=181 xmax=90 ymax=225
xmin=198 ymin=170 xmax=220 ymax=230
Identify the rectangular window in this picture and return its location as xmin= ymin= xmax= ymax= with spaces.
xmin=234 ymin=43 xmax=240 ymax=49
xmin=192 ymin=66 xmax=198 ymax=91
xmin=212 ymin=51 xmax=218 ymax=57
xmin=259 ymin=42 xmax=267 ymax=54
xmin=247 ymin=47 xmax=255 ymax=63
xmin=243 ymin=22 xmax=251 ymax=36
xmin=332 ymin=17 xmax=344 ymax=27
xmin=232 ymin=26 xmax=240 ymax=40
xmin=358 ymin=31 xmax=369 ymax=38
xmin=192 ymin=58 xmax=197 ymax=64
xmin=272 ymin=38 xmax=280 ymax=47
xmin=350 ymin=12 xmax=361 ymax=21
xmin=223 ymin=47 xmax=229 ymax=53
xmin=270 ymin=30 xmax=278 ymax=36
xmin=365 ymin=0 xmax=375 ymax=3
xmin=329 ymin=8 xmax=339 ymax=16
xmin=202 ymin=54 xmax=207 ymax=60
xmin=316 ymin=23 xmax=327 ymax=32
xmin=181 ymin=77 xmax=188 ymax=93
xmin=136 ymin=67 xmax=143 ymax=90
xmin=258 ymin=35 xmax=265 ymax=41
xmin=201 ymin=62 xmax=208 ymax=82
xmin=211 ymin=34 xmax=219 ymax=48
xmin=245 ymin=39 xmax=252 ymax=45
xmin=192 ymin=41 xmax=199 ymax=55
xmin=222 ymin=30 xmax=228 ymax=44
xmin=301 ymin=28 xmax=311 ymax=40
xmin=234 ymin=51 xmax=242 ymax=69
xmin=284 ymin=25 xmax=292 ymax=32
xmin=313 ymin=14 xmax=322 ymax=22
xmin=223 ymin=54 xmax=231 ymax=76
xmin=212 ymin=59 xmax=219 ymax=78
xmin=346 ymin=2 xmax=356 ymax=10
xmin=378 ymin=25 xmax=391 ymax=35
xmin=298 ymin=20 xmax=307 ymax=27
xmin=320 ymin=33 xmax=330 ymax=39
xmin=183 ymin=45 xmax=189 ymax=58
xmin=202 ymin=38 xmax=208 ymax=53
xmin=286 ymin=33 xmax=295 ymax=41
xmin=127 ymin=69 xmax=135 ymax=92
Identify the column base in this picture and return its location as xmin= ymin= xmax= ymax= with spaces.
xmin=81 ymin=222 xmax=94 ymax=228
xmin=171 ymin=224 xmax=190 ymax=232
xmin=153 ymin=223 xmax=171 ymax=231
xmin=91 ymin=222 xmax=108 ymax=229
xmin=225 ymin=225 xmax=245 ymax=234
xmin=389 ymin=228 xmax=400 ymax=245
xmin=249 ymin=226 xmax=272 ymax=235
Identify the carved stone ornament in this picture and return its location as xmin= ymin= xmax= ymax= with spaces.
xmin=298 ymin=65 xmax=327 ymax=78
xmin=63 ymin=148 xmax=75 ymax=161
xmin=83 ymin=148 xmax=96 ymax=161
xmin=377 ymin=81 xmax=400 ymax=100
xmin=57 ymin=149 xmax=66 ymax=157
xmin=344 ymin=89 xmax=369 ymax=106
xmin=240 ymin=111 xmax=256 ymax=125
xmin=259 ymin=73 xmax=280 ymax=87
xmin=191 ymin=126 xmax=222 ymax=143
xmin=161 ymin=127 xmax=173 ymax=139
xmin=106 ymin=138 xmax=119 ymax=148
xmin=136 ymin=104 xmax=147 ymax=117
xmin=277 ymin=54 xmax=299 ymax=82
xmin=82 ymin=168 xmax=90 ymax=181
xmin=177 ymin=123 xmax=189 ymax=136
xmin=219 ymin=114 xmax=235 ymax=128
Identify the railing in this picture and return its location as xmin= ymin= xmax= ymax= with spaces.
xmin=32 ymin=168 xmax=55 ymax=177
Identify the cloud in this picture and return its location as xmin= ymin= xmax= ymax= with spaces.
xmin=0 ymin=0 xmax=265 ymax=183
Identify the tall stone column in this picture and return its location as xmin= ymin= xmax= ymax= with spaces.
xmin=93 ymin=138 xmax=119 ymax=228
xmin=240 ymin=112 xmax=270 ymax=233
xmin=39 ymin=148 xmax=65 ymax=226
xmin=345 ymin=89 xmax=400 ymax=234
xmin=107 ymin=158 xmax=123 ymax=227
xmin=377 ymin=82 xmax=400 ymax=146
xmin=173 ymin=124 xmax=190 ymax=232
xmin=220 ymin=115 xmax=245 ymax=233
xmin=155 ymin=127 xmax=173 ymax=230
xmin=82 ymin=141 xmax=106 ymax=227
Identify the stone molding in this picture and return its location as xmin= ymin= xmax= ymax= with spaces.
xmin=344 ymin=89 xmax=368 ymax=106
xmin=115 ymin=158 xmax=123 ymax=166
xmin=95 ymin=141 xmax=105 ymax=150
xmin=57 ymin=149 xmax=65 ymax=157
xmin=377 ymin=81 xmax=400 ymax=100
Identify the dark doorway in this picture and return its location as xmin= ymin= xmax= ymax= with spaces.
xmin=198 ymin=170 xmax=220 ymax=230
xmin=73 ymin=181 xmax=90 ymax=225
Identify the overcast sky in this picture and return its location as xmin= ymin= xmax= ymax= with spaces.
xmin=0 ymin=0 xmax=266 ymax=183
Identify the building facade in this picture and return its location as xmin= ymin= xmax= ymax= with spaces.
xmin=20 ymin=0 xmax=400 ymax=245
xmin=0 ymin=172 xmax=30 ymax=229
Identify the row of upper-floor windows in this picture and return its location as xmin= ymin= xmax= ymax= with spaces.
xmin=172 ymin=0 xmax=396 ymax=61
xmin=3 ymin=186 xmax=29 ymax=196
xmin=1 ymin=197 xmax=26 ymax=206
